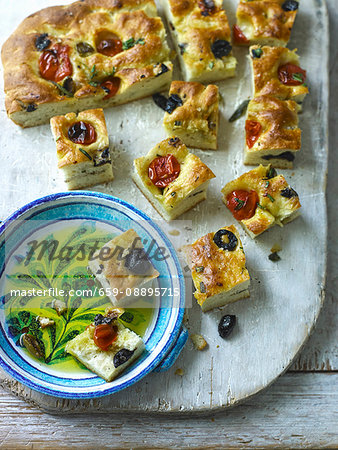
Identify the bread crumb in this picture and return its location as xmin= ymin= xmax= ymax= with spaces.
xmin=175 ymin=368 xmax=184 ymax=376
xmin=168 ymin=229 xmax=180 ymax=236
xmin=191 ymin=334 xmax=208 ymax=350
xmin=270 ymin=243 xmax=282 ymax=253
xmin=52 ymin=299 xmax=67 ymax=315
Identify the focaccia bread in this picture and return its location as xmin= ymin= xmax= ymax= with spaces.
xmin=65 ymin=308 xmax=145 ymax=382
xmin=234 ymin=0 xmax=299 ymax=47
xmin=133 ymin=137 xmax=216 ymax=221
xmin=161 ymin=0 xmax=237 ymax=82
xmin=163 ymin=81 xmax=219 ymax=150
xmin=51 ymin=108 xmax=113 ymax=190
xmin=244 ymin=96 xmax=301 ymax=168
xmin=2 ymin=0 xmax=173 ymax=127
xmin=250 ymin=45 xmax=308 ymax=104
xmin=88 ymin=229 xmax=159 ymax=306
xmin=221 ymin=165 xmax=301 ymax=238
xmin=183 ymin=225 xmax=250 ymax=312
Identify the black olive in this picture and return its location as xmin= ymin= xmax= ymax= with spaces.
xmin=35 ymin=33 xmax=51 ymax=51
xmin=178 ymin=43 xmax=187 ymax=55
xmin=26 ymin=104 xmax=37 ymax=112
xmin=282 ymin=0 xmax=299 ymax=11
xmin=251 ymin=48 xmax=263 ymax=59
xmin=165 ymin=94 xmax=183 ymax=114
xmin=262 ymin=152 xmax=295 ymax=162
xmin=169 ymin=137 xmax=180 ymax=147
xmin=281 ymin=187 xmax=298 ymax=198
xmin=94 ymin=314 xmax=115 ymax=326
xmin=76 ymin=41 xmax=95 ymax=56
xmin=152 ymin=93 xmax=168 ymax=111
xmin=211 ymin=40 xmax=232 ymax=59
xmin=200 ymin=0 xmax=215 ymax=15
xmin=266 ymin=167 xmax=277 ymax=179
xmin=268 ymin=252 xmax=281 ymax=262
xmin=63 ymin=77 xmax=75 ymax=95
xmin=218 ymin=315 xmax=236 ymax=339
xmin=94 ymin=148 xmax=111 ymax=167
xmin=68 ymin=122 xmax=88 ymax=142
xmin=155 ymin=63 xmax=169 ymax=77
xmin=119 ymin=311 xmax=134 ymax=323
xmin=124 ymin=248 xmax=152 ymax=275
xmin=114 ymin=348 xmax=135 ymax=368
xmin=213 ymin=229 xmax=238 ymax=251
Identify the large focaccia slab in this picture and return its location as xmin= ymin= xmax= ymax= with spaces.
xmin=1 ymin=0 xmax=173 ymax=127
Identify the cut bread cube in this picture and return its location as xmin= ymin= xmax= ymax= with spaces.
xmin=234 ymin=0 xmax=299 ymax=47
xmin=161 ymin=0 xmax=237 ymax=82
xmin=183 ymin=225 xmax=250 ymax=312
xmin=51 ymin=108 xmax=113 ymax=190
xmin=163 ymin=81 xmax=219 ymax=150
xmin=132 ymin=137 xmax=215 ymax=221
xmin=88 ymin=229 xmax=159 ymax=307
xmin=244 ymin=96 xmax=301 ymax=169
xmin=221 ymin=164 xmax=301 ymax=238
xmin=65 ymin=309 xmax=145 ymax=382
xmin=249 ymin=45 xmax=309 ymax=105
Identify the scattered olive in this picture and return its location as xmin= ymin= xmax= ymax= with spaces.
xmin=155 ymin=63 xmax=169 ymax=77
xmin=21 ymin=333 xmax=44 ymax=359
xmin=114 ymin=348 xmax=135 ymax=368
xmin=281 ymin=187 xmax=298 ymax=198
xmin=269 ymin=252 xmax=281 ymax=262
xmin=251 ymin=48 xmax=263 ymax=59
xmin=218 ymin=315 xmax=236 ymax=339
xmin=76 ymin=41 xmax=95 ymax=56
xmin=94 ymin=313 xmax=117 ymax=326
xmin=178 ymin=43 xmax=187 ymax=55
xmin=124 ymin=248 xmax=152 ymax=275
xmin=213 ymin=229 xmax=238 ymax=251
xmin=169 ymin=137 xmax=180 ymax=147
xmin=282 ymin=0 xmax=299 ymax=11
xmin=166 ymin=94 xmax=183 ymax=114
xmin=200 ymin=281 xmax=206 ymax=293
xmin=94 ymin=148 xmax=111 ymax=167
xmin=262 ymin=152 xmax=295 ymax=162
xmin=63 ymin=77 xmax=75 ymax=95
xmin=211 ymin=40 xmax=232 ymax=59
xmin=152 ymin=93 xmax=168 ymax=111
xmin=119 ymin=312 xmax=134 ymax=323
xmin=35 ymin=33 xmax=51 ymax=51
xmin=26 ymin=104 xmax=37 ymax=112
xmin=199 ymin=0 xmax=215 ymax=16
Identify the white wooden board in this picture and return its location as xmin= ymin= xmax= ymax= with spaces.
xmin=0 ymin=0 xmax=329 ymax=412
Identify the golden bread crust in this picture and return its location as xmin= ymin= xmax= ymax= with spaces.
xmin=2 ymin=0 xmax=172 ymax=126
xmin=50 ymin=108 xmax=109 ymax=168
xmin=236 ymin=0 xmax=298 ymax=46
xmin=250 ymin=45 xmax=308 ymax=101
xmin=246 ymin=96 xmax=301 ymax=151
xmin=221 ymin=165 xmax=301 ymax=237
xmin=133 ymin=137 xmax=215 ymax=212
xmin=188 ymin=225 xmax=250 ymax=305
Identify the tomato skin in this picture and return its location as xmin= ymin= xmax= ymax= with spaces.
xmin=93 ymin=324 xmax=118 ymax=351
xmin=245 ymin=120 xmax=262 ymax=148
xmin=233 ymin=25 xmax=249 ymax=44
xmin=97 ymin=38 xmax=123 ymax=57
xmin=101 ymin=77 xmax=121 ymax=99
xmin=39 ymin=44 xmax=72 ymax=82
xmin=148 ymin=154 xmax=181 ymax=188
xmin=226 ymin=190 xmax=259 ymax=221
xmin=68 ymin=121 xmax=96 ymax=145
xmin=278 ymin=63 xmax=306 ymax=86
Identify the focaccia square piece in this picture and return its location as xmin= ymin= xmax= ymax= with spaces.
xmin=132 ymin=137 xmax=216 ymax=221
xmin=161 ymin=0 xmax=237 ymax=82
xmin=66 ymin=308 xmax=145 ymax=382
xmin=234 ymin=0 xmax=300 ymax=47
xmin=244 ymin=96 xmax=301 ymax=168
xmin=163 ymin=81 xmax=219 ymax=150
xmin=2 ymin=0 xmax=173 ymax=127
xmin=51 ymin=108 xmax=113 ymax=190
xmin=250 ymin=45 xmax=309 ymax=104
xmin=88 ymin=229 xmax=159 ymax=306
xmin=221 ymin=165 xmax=301 ymax=238
xmin=183 ymin=225 xmax=250 ymax=312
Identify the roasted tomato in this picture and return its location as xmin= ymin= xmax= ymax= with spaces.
xmin=148 ymin=154 xmax=180 ymax=188
xmin=39 ymin=44 xmax=72 ymax=82
xmin=101 ymin=77 xmax=121 ymax=99
xmin=97 ymin=38 xmax=123 ymax=57
xmin=278 ymin=63 xmax=307 ymax=86
xmin=233 ymin=25 xmax=249 ymax=44
xmin=93 ymin=324 xmax=118 ymax=351
xmin=68 ymin=121 xmax=96 ymax=145
xmin=245 ymin=120 xmax=262 ymax=148
xmin=226 ymin=190 xmax=259 ymax=221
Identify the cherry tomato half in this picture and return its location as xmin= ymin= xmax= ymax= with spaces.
xmin=101 ymin=77 xmax=121 ymax=99
xmin=39 ymin=44 xmax=72 ymax=82
xmin=245 ymin=120 xmax=262 ymax=148
xmin=148 ymin=154 xmax=181 ymax=188
xmin=97 ymin=38 xmax=123 ymax=57
xmin=226 ymin=190 xmax=259 ymax=221
xmin=68 ymin=121 xmax=96 ymax=145
xmin=233 ymin=25 xmax=249 ymax=44
xmin=93 ymin=324 xmax=118 ymax=351
xmin=278 ymin=63 xmax=306 ymax=86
